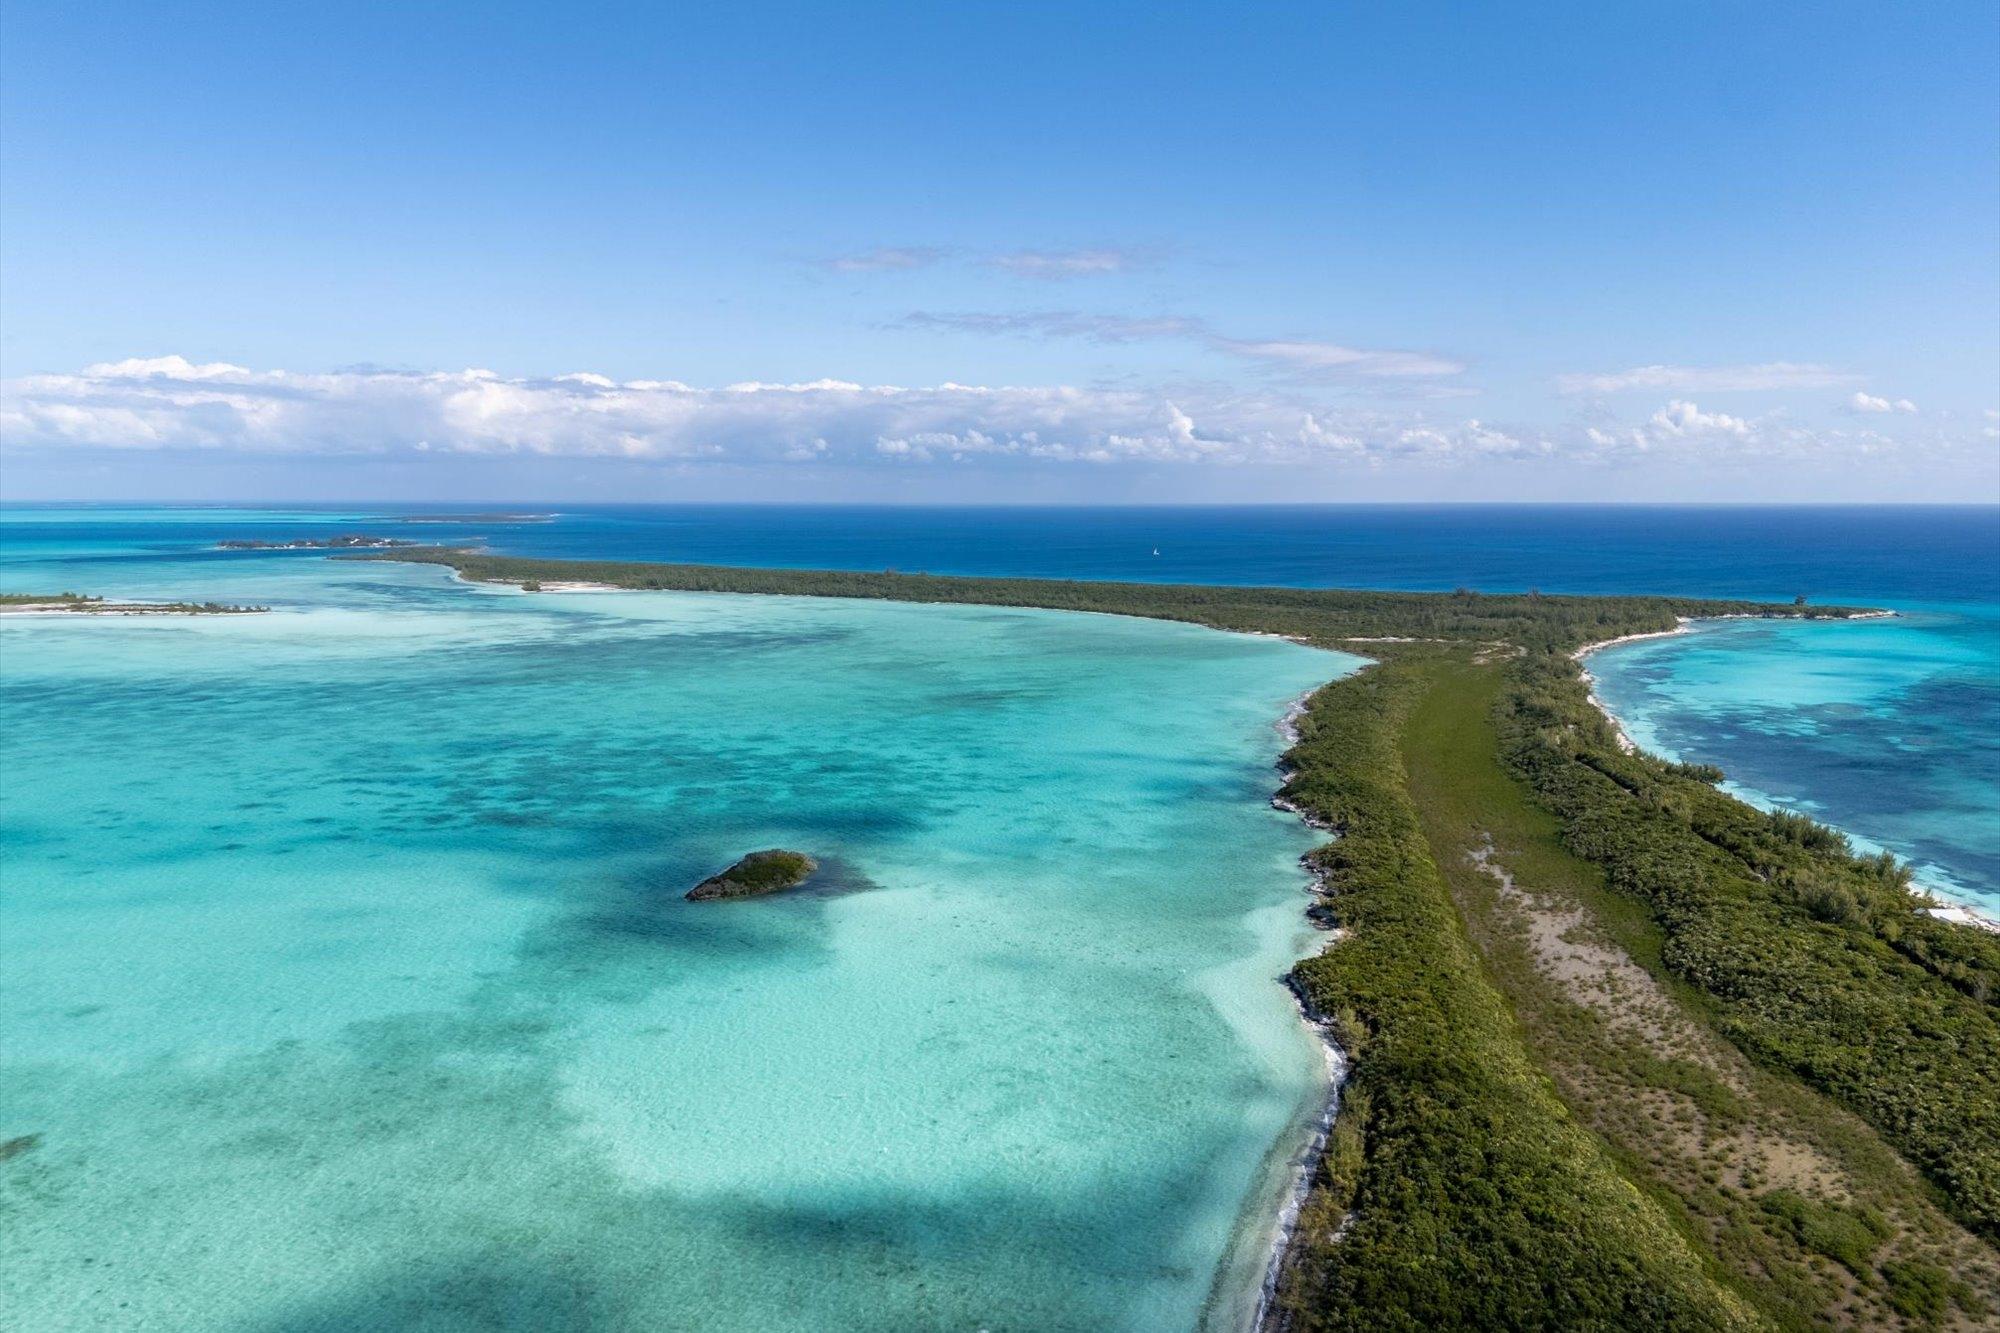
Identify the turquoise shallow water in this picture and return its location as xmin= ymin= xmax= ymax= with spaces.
xmin=7 ymin=503 xmax=1995 ymax=919
xmin=1 ymin=543 xmax=1353 ymax=1329
xmin=1587 ymin=605 xmax=2000 ymax=917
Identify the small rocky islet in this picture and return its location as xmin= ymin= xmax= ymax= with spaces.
xmin=685 ymin=849 xmax=819 ymax=901
xmin=217 ymin=535 xmax=420 ymax=550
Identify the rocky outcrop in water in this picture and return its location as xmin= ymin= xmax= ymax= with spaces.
xmin=685 ymin=850 xmax=819 ymax=901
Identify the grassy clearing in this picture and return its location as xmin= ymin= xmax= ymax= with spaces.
xmin=1402 ymin=661 xmax=1999 ymax=1329
xmin=1268 ymin=659 xmax=1752 ymax=1330
xmin=1503 ymin=654 xmax=2000 ymax=1247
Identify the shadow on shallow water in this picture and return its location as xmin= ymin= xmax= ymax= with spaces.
xmin=14 ymin=903 xmax=1207 ymax=1333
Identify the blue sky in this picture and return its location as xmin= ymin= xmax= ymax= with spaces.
xmin=2 ymin=1 xmax=1995 ymax=501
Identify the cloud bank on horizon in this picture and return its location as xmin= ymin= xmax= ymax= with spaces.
xmin=4 ymin=356 xmax=1986 ymax=489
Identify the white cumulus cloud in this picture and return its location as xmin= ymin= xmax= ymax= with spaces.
xmin=1847 ymin=391 xmax=1918 ymax=414
xmin=1646 ymin=399 xmax=1754 ymax=439
xmin=0 ymin=356 xmax=1488 ymax=467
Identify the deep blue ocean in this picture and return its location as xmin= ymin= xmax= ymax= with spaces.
xmin=472 ymin=503 xmax=2000 ymax=605
xmin=21 ymin=502 xmax=1992 ymax=604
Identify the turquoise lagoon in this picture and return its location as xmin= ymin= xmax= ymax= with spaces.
xmin=0 ymin=550 xmax=1354 ymax=1330
xmin=1587 ymin=605 xmax=2000 ymax=917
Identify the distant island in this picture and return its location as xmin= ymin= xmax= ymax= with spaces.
xmin=362 ymin=546 xmax=2000 ymax=1331
xmin=395 ymin=513 xmax=553 ymax=524
xmin=686 ymin=849 xmax=819 ymax=901
xmin=1 ymin=592 xmax=268 ymax=615
xmin=217 ymin=534 xmax=420 ymax=550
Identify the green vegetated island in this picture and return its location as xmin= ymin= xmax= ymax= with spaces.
xmin=364 ymin=548 xmax=2000 ymax=1331
xmin=0 ymin=591 xmax=267 ymax=615
xmin=685 ymin=849 xmax=819 ymax=901
xmin=216 ymin=534 xmax=421 ymax=550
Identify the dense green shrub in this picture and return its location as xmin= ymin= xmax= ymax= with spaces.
xmin=1881 ymin=1259 xmax=1986 ymax=1325
xmin=1500 ymin=651 xmax=2000 ymax=1238
xmin=1756 ymin=1189 xmax=1888 ymax=1273
xmin=1268 ymin=671 xmax=1749 ymax=1331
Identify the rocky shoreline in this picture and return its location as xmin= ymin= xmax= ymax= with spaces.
xmin=1254 ymin=689 xmax=1353 ymax=1332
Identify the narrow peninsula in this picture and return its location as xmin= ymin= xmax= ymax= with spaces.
xmin=362 ymin=547 xmax=2000 ymax=1331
